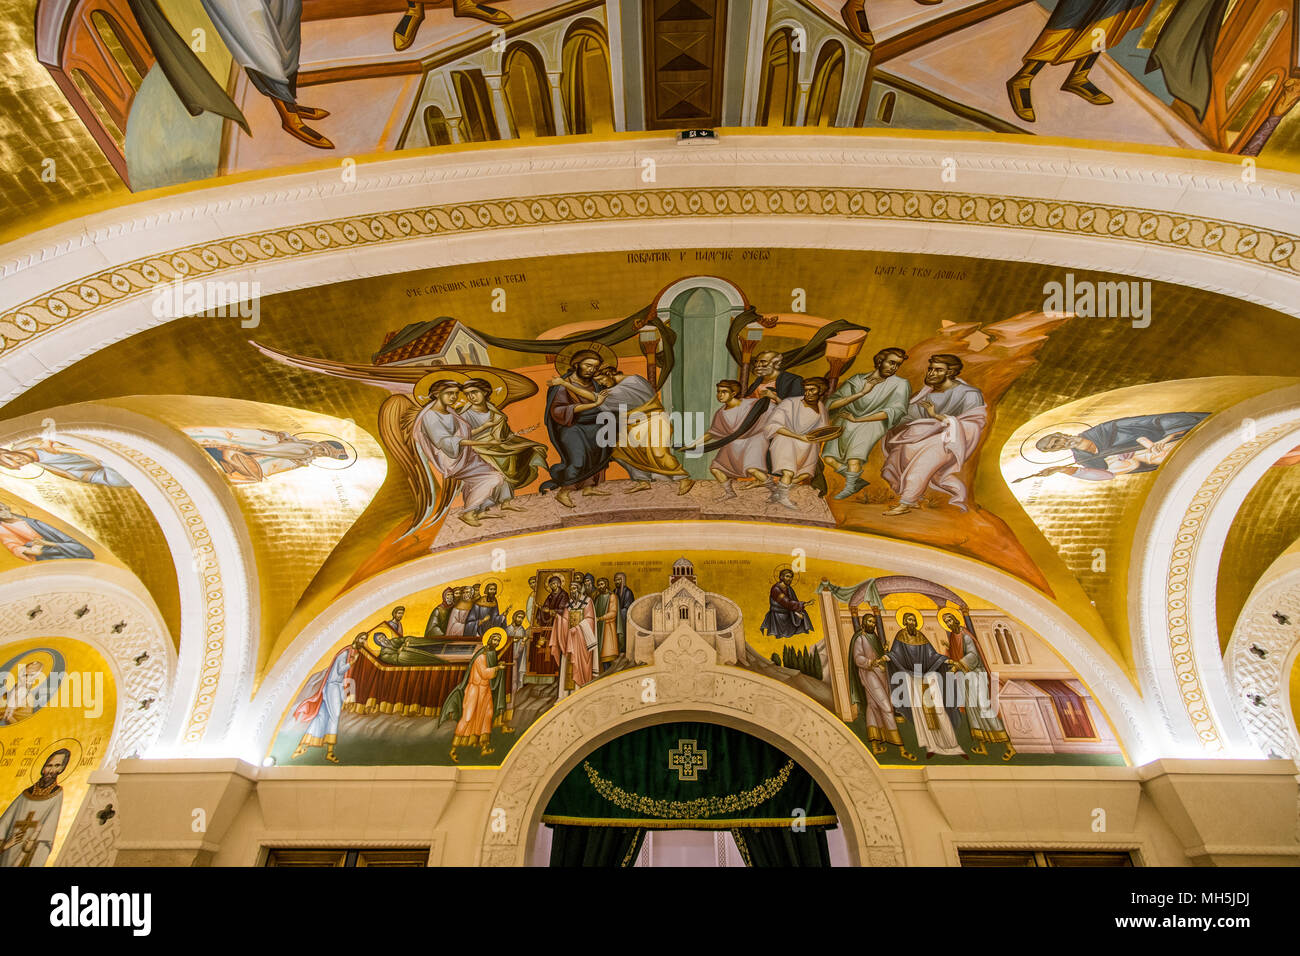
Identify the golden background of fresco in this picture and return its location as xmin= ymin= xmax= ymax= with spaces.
xmin=0 ymin=636 xmax=117 ymax=861
xmin=272 ymin=548 xmax=1124 ymax=763
xmin=5 ymin=248 xmax=1299 ymax=680
xmin=1002 ymin=377 xmax=1299 ymax=673
xmin=104 ymin=395 xmax=386 ymax=671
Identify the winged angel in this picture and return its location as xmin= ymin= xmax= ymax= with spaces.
xmin=251 ymin=343 xmax=544 ymax=532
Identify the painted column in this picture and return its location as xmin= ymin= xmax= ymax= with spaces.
xmin=485 ymin=74 xmax=516 ymax=139
xmin=547 ymin=71 xmax=569 ymax=135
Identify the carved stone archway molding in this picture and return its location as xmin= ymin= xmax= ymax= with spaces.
xmin=476 ymin=624 xmax=907 ymax=865
xmin=1226 ymin=549 xmax=1300 ymax=761
xmin=0 ymin=405 xmax=259 ymax=753
xmin=1131 ymin=384 xmax=1300 ymax=755
xmin=3 ymin=135 xmax=1300 ymax=402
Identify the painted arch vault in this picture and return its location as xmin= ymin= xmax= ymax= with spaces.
xmin=4 ymin=0 xmax=1300 ymax=858
xmin=4 ymin=225 xmax=1300 ymax=861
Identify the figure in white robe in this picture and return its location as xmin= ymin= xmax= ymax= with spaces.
xmin=291 ymin=638 xmax=362 ymax=763
xmin=885 ymin=614 xmax=966 ymax=758
xmin=824 ymin=347 xmax=911 ymax=499
xmin=0 ymin=748 xmax=69 ymax=867
xmin=413 ymin=391 xmax=510 ymax=526
xmin=764 ymin=378 xmax=832 ymax=509
xmin=941 ymin=613 xmax=1015 ymax=760
xmin=849 ymin=623 xmax=913 ymax=758
xmin=691 ymin=381 xmax=772 ymax=498
xmin=881 ymin=355 xmax=986 ymax=515
xmin=184 ymin=428 xmax=348 ymax=483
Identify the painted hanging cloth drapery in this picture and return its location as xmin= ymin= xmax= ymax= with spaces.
xmin=542 ymin=721 xmax=836 ymax=831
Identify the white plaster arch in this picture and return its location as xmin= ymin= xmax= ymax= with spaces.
xmin=4 ymin=136 xmax=1300 ymax=404
xmin=477 ymin=624 xmax=908 ymax=865
xmin=0 ymin=562 xmax=175 ymax=763
xmin=1226 ymin=549 xmax=1300 ymax=761
xmin=651 ymin=275 xmax=749 ymax=319
xmin=1130 ymin=384 xmax=1300 ymax=755
xmin=246 ymin=522 xmax=1153 ymax=766
xmin=0 ymin=407 xmax=259 ymax=755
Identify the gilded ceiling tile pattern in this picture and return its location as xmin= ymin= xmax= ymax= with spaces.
xmin=103 ymin=396 xmax=387 ymax=677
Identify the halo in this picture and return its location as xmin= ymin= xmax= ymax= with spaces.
xmin=554 ymin=341 xmax=617 ymax=378
xmin=894 ymin=605 xmax=923 ymax=628
xmin=0 ymin=648 xmax=57 ymax=682
xmin=482 ymin=626 xmax=507 ymax=649
xmin=937 ymin=604 xmax=964 ymax=625
xmin=1018 ymin=421 xmax=1094 ymax=466
xmin=294 ymin=432 xmax=358 ymax=470
xmin=413 ymin=368 xmax=513 ymax=408
xmin=771 ymin=563 xmax=797 ymax=583
xmin=32 ymin=738 xmax=82 ymax=784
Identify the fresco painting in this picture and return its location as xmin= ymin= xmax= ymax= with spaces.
xmin=253 ymin=287 xmax=1075 ymax=591
xmin=8 ymin=0 xmax=1300 ymax=232
xmin=0 ymin=638 xmax=116 ymax=867
xmin=268 ymin=551 xmax=1125 ymax=768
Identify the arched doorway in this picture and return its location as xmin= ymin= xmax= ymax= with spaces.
xmin=562 ymin=23 xmax=616 ymax=135
xmin=476 ymin=625 xmax=907 ymax=866
xmin=503 ymin=43 xmax=556 ymax=139
xmin=757 ymin=28 xmax=799 ymax=126
xmin=535 ymin=719 xmax=846 ymax=866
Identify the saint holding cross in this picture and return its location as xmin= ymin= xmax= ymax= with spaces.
xmin=0 ymin=748 xmax=70 ymax=867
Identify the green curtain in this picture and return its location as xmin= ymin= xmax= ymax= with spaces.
xmin=731 ymin=825 xmax=833 ymax=867
xmin=548 ymin=824 xmax=646 ymax=867
xmin=542 ymin=721 xmax=835 ymax=830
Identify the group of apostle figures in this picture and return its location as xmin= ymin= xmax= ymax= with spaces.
xmin=820 ymin=580 xmax=1017 ymax=762
xmin=416 ymin=341 xmax=1218 ymax=525
xmin=288 ymin=569 xmax=636 ymax=763
xmin=418 ymin=344 xmax=990 ymax=519
xmin=527 ymin=570 xmax=635 ymax=692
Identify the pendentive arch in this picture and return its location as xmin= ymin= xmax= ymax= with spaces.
xmin=1225 ymin=547 xmax=1300 ymax=760
xmin=477 ymin=624 xmax=907 ymax=865
xmin=0 ymin=405 xmax=259 ymax=754
xmin=1130 ymin=383 xmax=1300 ymax=755
xmin=0 ymin=562 xmax=175 ymax=763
